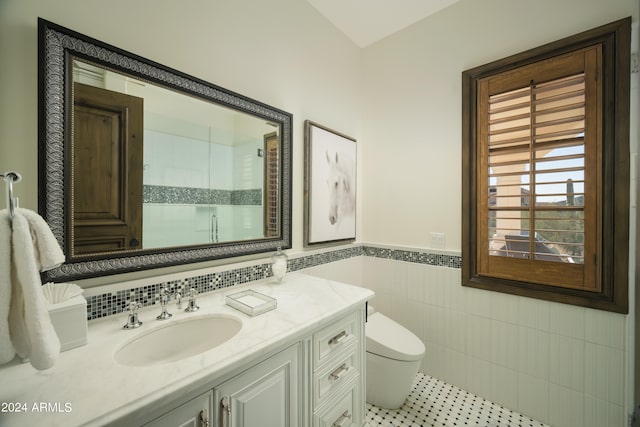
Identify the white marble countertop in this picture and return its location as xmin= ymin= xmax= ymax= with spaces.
xmin=0 ymin=273 xmax=373 ymax=426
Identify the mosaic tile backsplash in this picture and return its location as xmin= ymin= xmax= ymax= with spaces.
xmin=85 ymin=245 xmax=461 ymax=321
xmin=143 ymin=185 xmax=262 ymax=205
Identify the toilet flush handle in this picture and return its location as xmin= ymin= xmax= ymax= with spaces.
xmin=328 ymin=330 xmax=348 ymax=346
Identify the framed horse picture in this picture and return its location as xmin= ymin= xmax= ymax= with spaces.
xmin=304 ymin=120 xmax=357 ymax=246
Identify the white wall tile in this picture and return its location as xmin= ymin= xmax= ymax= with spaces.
xmin=518 ymin=326 xmax=550 ymax=380
xmin=444 ymin=269 xmax=466 ymax=312
xmin=549 ymin=383 xmax=571 ymax=427
xmin=311 ymin=256 xmax=631 ymax=425
xmin=466 ymin=314 xmax=492 ymax=361
xmin=569 ymin=338 xmax=585 ymax=392
xmin=406 ymin=262 xmax=427 ymax=303
xmin=490 ymin=291 xmax=519 ymax=324
xmin=425 ymin=265 xmax=445 ymax=308
xmin=491 ymin=320 xmax=519 ymax=371
xmin=424 ymin=342 xmax=447 ymax=381
xmin=549 ymin=334 xmax=572 ymax=388
xmin=584 ymin=308 xmax=611 ymax=346
xmin=466 ymin=356 xmax=492 ymax=398
xmin=583 ymin=342 xmax=596 ymax=397
xmin=517 ymin=372 xmax=550 ymax=424
xmin=607 ymin=347 xmax=625 ymax=406
xmin=550 ymin=302 xmax=585 ymax=339
xmin=445 ymin=309 xmax=466 ymax=354
xmin=518 ymin=296 xmax=550 ymax=331
xmin=405 ymin=300 xmax=425 ymax=341
xmin=582 ymin=394 xmax=608 ymax=427
xmin=424 ymin=305 xmax=446 ymax=347
xmin=607 ymin=314 xmax=626 ymax=351
xmin=371 ymin=291 xmax=393 ymax=317
xmin=594 ymin=344 xmax=610 ymax=401
xmin=465 ymin=287 xmax=492 ymax=318
xmin=443 ymin=348 xmax=467 ymax=390
xmin=608 ymin=402 xmax=625 ymax=427
xmin=568 ymin=389 xmax=585 ymax=427
xmin=490 ymin=364 xmax=519 ymax=410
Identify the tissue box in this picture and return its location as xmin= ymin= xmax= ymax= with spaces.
xmin=48 ymin=295 xmax=88 ymax=352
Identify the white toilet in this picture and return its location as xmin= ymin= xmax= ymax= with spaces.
xmin=365 ymin=306 xmax=425 ymax=409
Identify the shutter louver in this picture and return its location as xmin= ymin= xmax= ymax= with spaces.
xmin=477 ymin=46 xmax=601 ymax=291
xmin=487 ymin=73 xmax=586 ymax=265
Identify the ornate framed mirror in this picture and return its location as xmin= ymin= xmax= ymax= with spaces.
xmin=38 ymin=19 xmax=292 ymax=281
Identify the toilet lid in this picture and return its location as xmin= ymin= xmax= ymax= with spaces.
xmin=365 ymin=312 xmax=425 ymax=362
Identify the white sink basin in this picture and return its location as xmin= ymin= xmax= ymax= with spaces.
xmin=115 ymin=314 xmax=242 ymax=367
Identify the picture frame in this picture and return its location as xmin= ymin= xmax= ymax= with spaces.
xmin=304 ymin=120 xmax=357 ymax=246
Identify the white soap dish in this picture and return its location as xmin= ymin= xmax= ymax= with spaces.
xmin=226 ymin=290 xmax=276 ymax=316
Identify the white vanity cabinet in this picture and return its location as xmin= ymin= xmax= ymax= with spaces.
xmin=144 ymin=391 xmax=213 ymax=427
xmin=142 ymin=309 xmax=365 ymax=427
xmin=144 ymin=344 xmax=300 ymax=427
xmin=0 ymin=274 xmax=373 ymax=427
xmin=311 ymin=310 xmax=365 ymax=427
xmin=213 ymin=343 xmax=301 ymax=427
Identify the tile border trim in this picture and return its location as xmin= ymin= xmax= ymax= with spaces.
xmin=85 ymin=244 xmax=461 ymax=321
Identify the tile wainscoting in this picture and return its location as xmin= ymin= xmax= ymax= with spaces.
xmin=82 ymin=244 xmax=458 ymax=321
xmin=78 ymin=243 xmax=629 ymax=426
xmin=304 ymin=251 xmax=629 ymax=427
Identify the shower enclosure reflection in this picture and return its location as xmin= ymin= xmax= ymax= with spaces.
xmin=73 ymin=59 xmax=280 ymax=253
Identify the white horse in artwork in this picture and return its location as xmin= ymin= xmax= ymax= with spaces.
xmin=326 ymin=150 xmax=355 ymax=225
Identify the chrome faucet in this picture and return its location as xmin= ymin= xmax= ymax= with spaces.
xmin=156 ymin=287 xmax=182 ymax=320
xmin=185 ymin=288 xmax=200 ymax=312
xmin=123 ymin=296 xmax=143 ymax=329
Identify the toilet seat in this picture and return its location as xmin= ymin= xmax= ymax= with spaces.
xmin=365 ymin=312 xmax=425 ymax=362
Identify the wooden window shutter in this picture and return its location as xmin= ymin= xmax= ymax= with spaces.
xmin=476 ymin=46 xmax=601 ymax=291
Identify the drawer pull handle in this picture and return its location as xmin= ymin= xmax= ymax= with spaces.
xmin=329 ymin=363 xmax=349 ymax=381
xmin=328 ymin=330 xmax=348 ymax=345
xmin=199 ymin=409 xmax=209 ymax=427
xmin=220 ymin=396 xmax=231 ymax=427
xmin=332 ymin=410 xmax=352 ymax=427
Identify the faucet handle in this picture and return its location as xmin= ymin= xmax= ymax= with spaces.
xmin=185 ymin=288 xmax=200 ymax=312
xmin=155 ymin=286 xmax=173 ymax=320
xmin=175 ymin=290 xmax=183 ymax=310
xmin=123 ymin=296 xmax=143 ymax=329
xmin=126 ymin=300 xmax=141 ymax=313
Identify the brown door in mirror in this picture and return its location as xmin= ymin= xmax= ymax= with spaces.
xmin=72 ymin=82 xmax=144 ymax=256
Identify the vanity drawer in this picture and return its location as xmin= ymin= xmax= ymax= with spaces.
xmin=313 ymin=380 xmax=359 ymax=427
xmin=313 ymin=345 xmax=359 ymax=405
xmin=313 ymin=312 xmax=359 ymax=368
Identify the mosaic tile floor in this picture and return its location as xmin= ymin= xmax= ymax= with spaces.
xmin=365 ymin=373 xmax=548 ymax=427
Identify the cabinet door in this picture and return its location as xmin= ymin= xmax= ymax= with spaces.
xmin=144 ymin=391 xmax=212 ymax=427
xmin=214 ymin=343 xmax=300 ymax=427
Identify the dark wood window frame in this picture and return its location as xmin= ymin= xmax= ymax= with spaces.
xmin=462 ymin=18 xmax=631 ymax=313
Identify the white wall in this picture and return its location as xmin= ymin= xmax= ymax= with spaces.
xmin=356 ymin=2 xmax=638 ymax=424
xmin=0 ymin=0 xmax=364 ymax=254
xmin=360 ymin=0 xmax=638 ymax=249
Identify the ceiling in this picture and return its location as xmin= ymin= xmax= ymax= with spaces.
xmin=306 ymin=0 xmax=461 ymax=48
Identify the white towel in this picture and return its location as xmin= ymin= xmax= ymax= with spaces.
xmin=8 ymin=209 xmax=64 ymax=370
xmin=17 ymin=208 xmax=65 ymax=271
xmin=0 ymin=210 xmax=15 ymax=364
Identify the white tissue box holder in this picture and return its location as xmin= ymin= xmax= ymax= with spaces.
xmin=48 ymin=295 xmax=88 ymax=351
